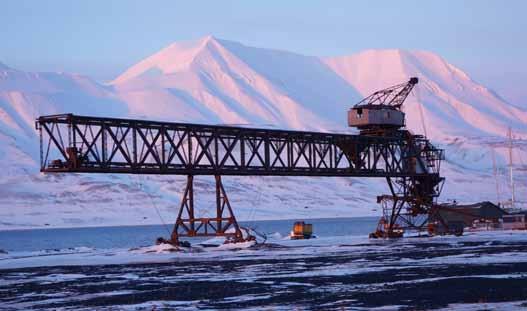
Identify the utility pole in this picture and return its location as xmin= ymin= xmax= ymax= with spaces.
xmin=492 ymin=148 xmax=500 ymax=204
xmin=508 ymin=127 xmax=515 ymax=209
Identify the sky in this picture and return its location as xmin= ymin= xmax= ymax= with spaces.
xmin=1 ymin=0 xmax=526 ymax=104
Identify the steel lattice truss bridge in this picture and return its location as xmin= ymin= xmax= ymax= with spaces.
xmin=36 ymin=78 xmax=446 ymax=243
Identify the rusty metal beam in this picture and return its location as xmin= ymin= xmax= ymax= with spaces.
xmin=36 ymin=114 xmax=442 ymax=180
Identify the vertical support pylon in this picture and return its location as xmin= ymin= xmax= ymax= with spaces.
xmin=215 ymin=175 xmax=244 ymax=242
xmin=216 ymin=175 xmax=222 ymax=234
xmin=170 ymin=175 xmax=248 ymax=246
xmin=171 ymin=175 xmax=195 ymax=244
xmin=374 ymin=177 xmax=425 ymax=238
xmin=373 ymin=173 xmax=445 ymax=238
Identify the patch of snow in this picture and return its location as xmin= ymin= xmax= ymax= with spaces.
xmin=216 ymin=240 xmax=257 ymax=250
xmin=130 ymin=243 xmax=181 ymax=254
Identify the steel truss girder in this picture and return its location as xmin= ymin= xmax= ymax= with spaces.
xmin=36 ymin=114 xmax=441 ymax=179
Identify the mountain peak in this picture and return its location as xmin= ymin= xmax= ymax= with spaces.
xmin=165 ymin=35 xmax=219 ymax=50
xmin=201 ymin=34 xmax=218 ymax=43
xmin=112 ymin=35 xmax=228 ymax=84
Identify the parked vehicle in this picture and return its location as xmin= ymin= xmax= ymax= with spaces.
xmin=290 ymin=221 xmax=314 ymax=239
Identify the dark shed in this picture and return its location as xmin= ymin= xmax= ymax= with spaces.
xmin=434 ymin=201 xmax=507 ymax=227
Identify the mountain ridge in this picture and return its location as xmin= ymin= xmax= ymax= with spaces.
xmin=110 ymin=36 xmax=527 ymax=140
xmin=324 ymin=49 xmax=527 ymax=139
xmin=0 ymin=36 xmax=525 ymax=229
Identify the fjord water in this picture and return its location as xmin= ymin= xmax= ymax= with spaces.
xmin=0 ymin=217 xmax=378 ymax=252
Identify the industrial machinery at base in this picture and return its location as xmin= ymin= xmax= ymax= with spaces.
xmin=36 ymin=77 xmax=447 ymax=244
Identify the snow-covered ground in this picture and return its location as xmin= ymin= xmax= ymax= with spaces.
xmin=1 ymin=230 xmax=527 ymax=310
xmin=0 ymin=36 xmax=526 ymax=230
xmin=0 ymin=230 xmax=526 ymax=269
xmin=1 ymin=230 xmax=526 ymax=269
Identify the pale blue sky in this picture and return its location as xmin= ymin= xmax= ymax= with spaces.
xmin=1 ymin=0 xmax=526 ymax=103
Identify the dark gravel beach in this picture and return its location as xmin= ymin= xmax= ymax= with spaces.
xmin=1 ymin=235 xmax=527 ymax=310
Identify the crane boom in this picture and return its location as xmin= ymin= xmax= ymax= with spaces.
xmin=354 ymin=77 xmax=418 ymax=109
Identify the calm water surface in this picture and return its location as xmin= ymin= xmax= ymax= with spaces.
xmin=0 ymin=217 xmax=378 ymax=252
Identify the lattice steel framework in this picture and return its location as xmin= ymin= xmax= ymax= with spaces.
xmin=354 ymin=77 xmax=418 ymax=109
xmin=35 ymin=114 xmax=441 ymax=177
xmin=36 ymin=114 xmax=444 ymax=242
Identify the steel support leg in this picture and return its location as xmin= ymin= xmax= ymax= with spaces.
xmin=171 ymin=175 xmax=194 ymax=244
xmin=170 ymin=175 xmax=246 ymax=245
xmin=215 ymin=175 xmax=244 ymax=242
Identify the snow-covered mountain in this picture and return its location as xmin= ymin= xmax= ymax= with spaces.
xmin=111 ymin=36 xmax=360 ymax=132
xmin=0 ymin=36 xmax=525 ymax=229
xmin=0 ymin=63 xmax=127 ymax=175
xmin=325 ymin=49 xmax=527 ymax=140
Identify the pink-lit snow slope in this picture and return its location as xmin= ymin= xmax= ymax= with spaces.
xmin=325 ymin=49 xmax=527 ymax=140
